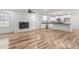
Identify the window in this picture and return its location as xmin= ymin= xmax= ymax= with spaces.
xmin=0 ymin=14 xmax=10 ymax=27
xmin=42 ymin=16 xmax=48 ymax=21
xmin=49 ymin=16 xmax=56 ymax=21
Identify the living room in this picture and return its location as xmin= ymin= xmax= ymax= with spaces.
xmin=0 ymin=9 xmax=79 ymax=49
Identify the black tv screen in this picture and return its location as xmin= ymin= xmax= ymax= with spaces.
xmin=19 ymin=22 xmax=29 ymax=29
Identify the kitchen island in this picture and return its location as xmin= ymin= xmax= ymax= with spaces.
xmin=41 ymin=22 xmax=72 ymax=32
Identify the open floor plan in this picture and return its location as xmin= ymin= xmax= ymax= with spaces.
xmin=0 ymin=9 xmax=79 ymax=49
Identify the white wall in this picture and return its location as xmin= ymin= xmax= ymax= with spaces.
xmin=0 ymin=10 xmax=16 ymax=33
xmin=0 ymin=10 xmax=41 ymax=33
xmin=71 ymin=11 xmax=79 ymax=29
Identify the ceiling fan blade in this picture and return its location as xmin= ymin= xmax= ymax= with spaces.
xmin=28 ymin=9 xmax=35 ymax=13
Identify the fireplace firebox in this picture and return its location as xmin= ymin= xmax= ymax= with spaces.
xmin=19 ymin=22 xmax=29 ymax=29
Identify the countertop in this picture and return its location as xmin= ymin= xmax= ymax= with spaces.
xmin=41 ymin=21 xmax=71 ymax=25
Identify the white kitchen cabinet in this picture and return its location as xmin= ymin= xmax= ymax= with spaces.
xmin=48 ymin=24 xmax=53 ymax=29
xmin=53 ymin=24 xmax=71 ymax=32
xmin=41 ymin=24 xmax=46 ymax=28
xmin=40 ymin=15 xmax=72 ymax=32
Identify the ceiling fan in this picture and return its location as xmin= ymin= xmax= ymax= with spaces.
xmin=27 ymin=9 xmax=35 ymax=14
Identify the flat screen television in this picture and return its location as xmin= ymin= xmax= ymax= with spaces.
xmin=19 ymin=22 xmax=29 ymax=29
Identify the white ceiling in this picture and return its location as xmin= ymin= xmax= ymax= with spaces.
xmin=0 ymin=9 xmax=79 ymax=16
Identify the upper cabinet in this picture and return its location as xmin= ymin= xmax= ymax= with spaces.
xmin=41 ymin=14 xmax=71 ymax=25
xmin=48 ymin=15 xmax=71 ymax=24
xmin=63 ymin=15 xmax=71 ymax=24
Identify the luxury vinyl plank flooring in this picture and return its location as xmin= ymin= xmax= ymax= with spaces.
xmin=0 ymin=29 xmax=79 ymax=49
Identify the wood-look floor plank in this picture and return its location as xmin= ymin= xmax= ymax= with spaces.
xmin=0 ymin=29 xmax=79 ymax=49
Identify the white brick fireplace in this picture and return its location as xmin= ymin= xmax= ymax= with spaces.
xmin=14 ymin=13 xmax=41 ymax=33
